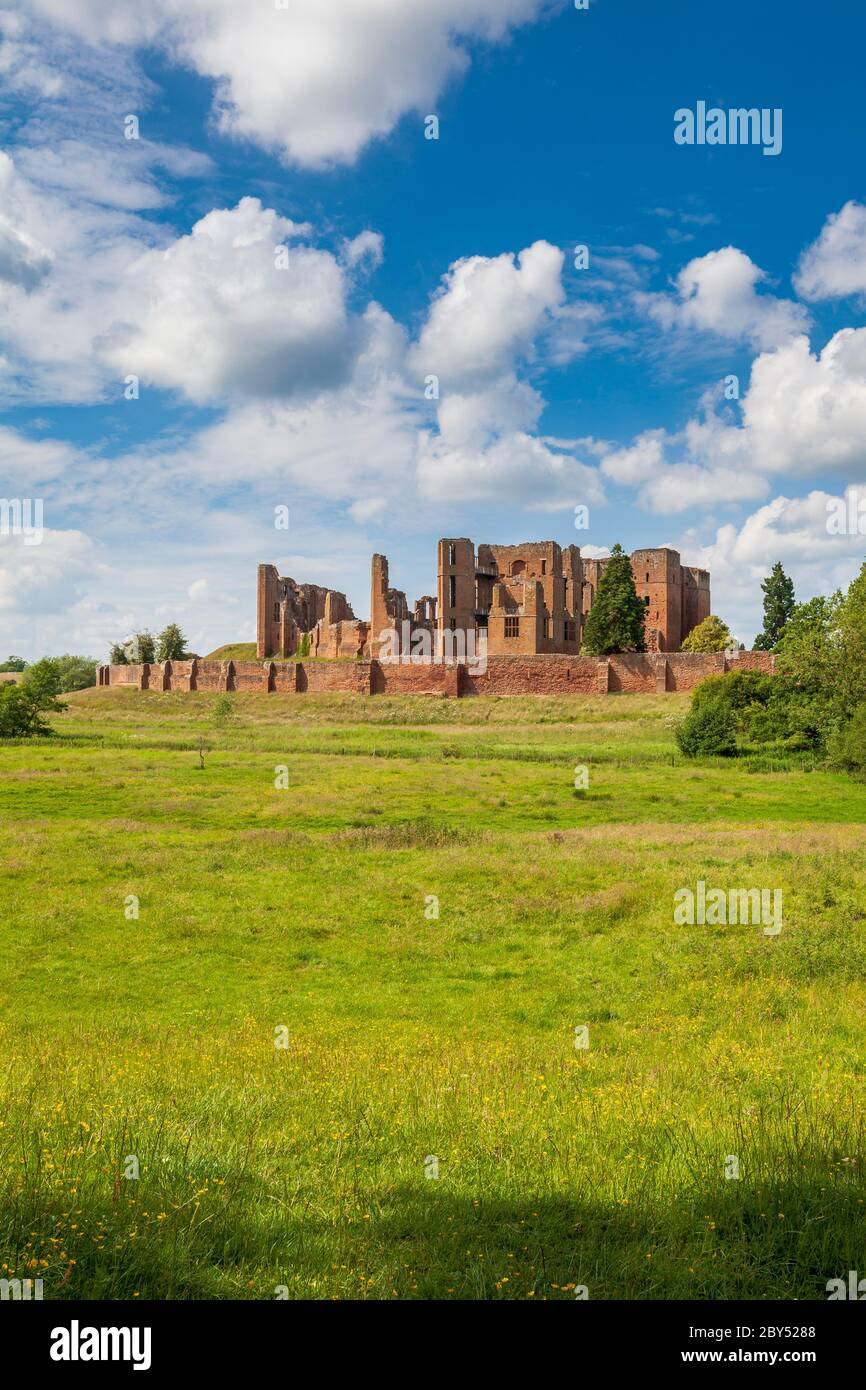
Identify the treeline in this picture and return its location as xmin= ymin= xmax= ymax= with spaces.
xmin=0 ymin=620 xmax=188 ymax=738
xmin=110 ymin=623 xmax=188 ymax=665
xmin=676 ymin=561 xmax=866 ymax=772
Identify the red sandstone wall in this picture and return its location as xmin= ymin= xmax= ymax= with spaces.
xmin=665 ymin=652 xmax=724 ymax=690
xmin=195 ymin=661 xmax=229 ymax=691
xmin=232 ymin=661 xmax=269 ymax=692
xmin=727 ymin=652 xmax=776 ymax=674
xmin=168 ymin=660 xmax=196 ymax=692
xmin=607 ymin=655 xmax=658 ymax=693
xmin=299 ymin=660 xmax=371 ymax=694
xmin=373 ymin=660 xmax=457 ymax=696
xmin=109 ymin=663 xmax=142 ymax=686
xmin=271 ymin=664 xmax=297 ymax=694
xmin=103 ymin=650 xmax=776 ymax=697
xmin=462 ymin=655 xmax=600 ymax=696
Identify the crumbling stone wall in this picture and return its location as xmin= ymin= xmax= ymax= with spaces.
xmin=256 ymin=563 xmax=356 ymax=659
xmin=102 ymin=650 xmax=775 ymax=698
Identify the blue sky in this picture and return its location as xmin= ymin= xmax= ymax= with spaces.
xmin=1 ymin=0 xmax=865 ymax=658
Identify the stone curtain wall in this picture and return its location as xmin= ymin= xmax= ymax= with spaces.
xmin=99 ymin=651 xmax=776 ymax=697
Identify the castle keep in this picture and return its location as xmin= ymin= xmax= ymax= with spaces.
xmin=256 ymin=542 xmax=711 ymax=660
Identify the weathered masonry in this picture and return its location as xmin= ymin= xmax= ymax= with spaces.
xmin=257 ymin=542 xmax=711 ymax=663
xmin=100 ymin=650 xmax=774 ymax=698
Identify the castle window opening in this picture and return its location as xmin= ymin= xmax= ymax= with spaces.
xmin=448 ymin=543 xmax=456 ymax=566
xmin=273 ymin=603 xmax=280 ymax=621
xmin=505 ymin=616 xmax=520 ymax=638
xmin=449 ymin=575 xmax=456 ymax=608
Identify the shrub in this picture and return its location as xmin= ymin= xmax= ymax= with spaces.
xmin=212 ymin=693 xmax=236 ymax=725
xmin=692 ymin=669 xmax=774 ymax=714
xmin=674 ymin=699 xmax=738 ymax=758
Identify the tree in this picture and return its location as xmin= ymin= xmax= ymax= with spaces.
xmin=117 ymin=631 xmax=156 ymax=663
xmin=135 ymin=631 xmax=156 ymax=664
xmin=581 ymin=544 xmax=646 ymax=655
xmin=109 ymin=643 xmax=128 ymax=665
xmin=0 ymin=680 xmax=66 ymax=738
xmin=23 ymin=655 xmax=98 ymax=696
xmin=0 ymin=656 xmax=27 ymax=672
xmin=754 ymin=562 xmax=795 ymax=650
xmin=829 ymin=702 xmax=866 ymax=774
xmin=156 ymin=623 xmax=188 ymax=662
xmin=681 ymin=614 xmax=732 ymax=653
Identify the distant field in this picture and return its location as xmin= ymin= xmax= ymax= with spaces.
xmin=1 ymin=687 xmax=865 ymax=1300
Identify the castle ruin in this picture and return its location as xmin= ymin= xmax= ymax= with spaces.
xmin=256 ymin=542 xmax=710 ymax=661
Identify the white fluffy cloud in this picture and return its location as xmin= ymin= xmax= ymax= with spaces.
xmin=0 ymin=527 xmax=94 ymax=617
xmin=742 ymin=328 xmax=866 ymax=475
xmin=103 ymin=198 xmax=356 ymax=403
xmin=599 ymin=420 xmax=766 ymax=515
xmin=0 ymin=158 xmax=601 ymax=516
xmin=417 ymin=431 xmax=605 ymax=510
xmin=795 ymin=201 xmax=866 ymax=302
xmin=0 ymin=141 xmax=219 ymax=402
xmin=410 ymin=241 xmax=566 ymax=389
xmin=0 ymin=151 xmax=52 ymax=291
xmin=638 ymin=463 xmax=767 ymax=515
xmin=0 ymin=423 xmax=80 ymax=487
xmin=687 ymin=491 xmax=866 ymax=643
xmin=600 ymin=321 xmax=866 ymax=515
xmin=25 ymin=0 xmax=547 ymax=168
xmin=408 ymin=240 xmax=600 ymax=509
xmin=601 ymin=431 xmax=666 ymax=487
xmin=642 ymin=246 xmax=809 ymax=350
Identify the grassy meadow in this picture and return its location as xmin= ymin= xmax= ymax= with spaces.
xmin=1 ymin=686 xmax=865 ymax=1300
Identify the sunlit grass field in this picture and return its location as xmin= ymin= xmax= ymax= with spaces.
xmin=2 ymin=687 xmax=865 ymax=1300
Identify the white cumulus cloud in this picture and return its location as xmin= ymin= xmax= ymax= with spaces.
xmin=25 ymin=0 xmax=549 ymax=168
xmin=100 ymin=197 xmax=356 ymax=403
xmin=642 ymin=246 xmax=809 ymax=351
xmin=795 ymin=201 xmax=866 ymax=302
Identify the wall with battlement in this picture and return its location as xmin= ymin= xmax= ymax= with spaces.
xmin=99 ymin=650 xmax=775 ymax=698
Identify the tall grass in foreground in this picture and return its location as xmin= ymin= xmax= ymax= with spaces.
xmin=1 ymin=690 xmax=865 ymax=1298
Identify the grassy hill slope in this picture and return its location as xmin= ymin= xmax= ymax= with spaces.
xmin=202 ymin=642 xmax=258 ymax=661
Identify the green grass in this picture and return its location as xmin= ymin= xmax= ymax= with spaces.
xmin=1 ymin=687 xmax=865 ymax=1300
xmin=201 ymin=643 xmax=358 ymax=663
xmin=201 ymin=642 xmax=258 ymax=661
